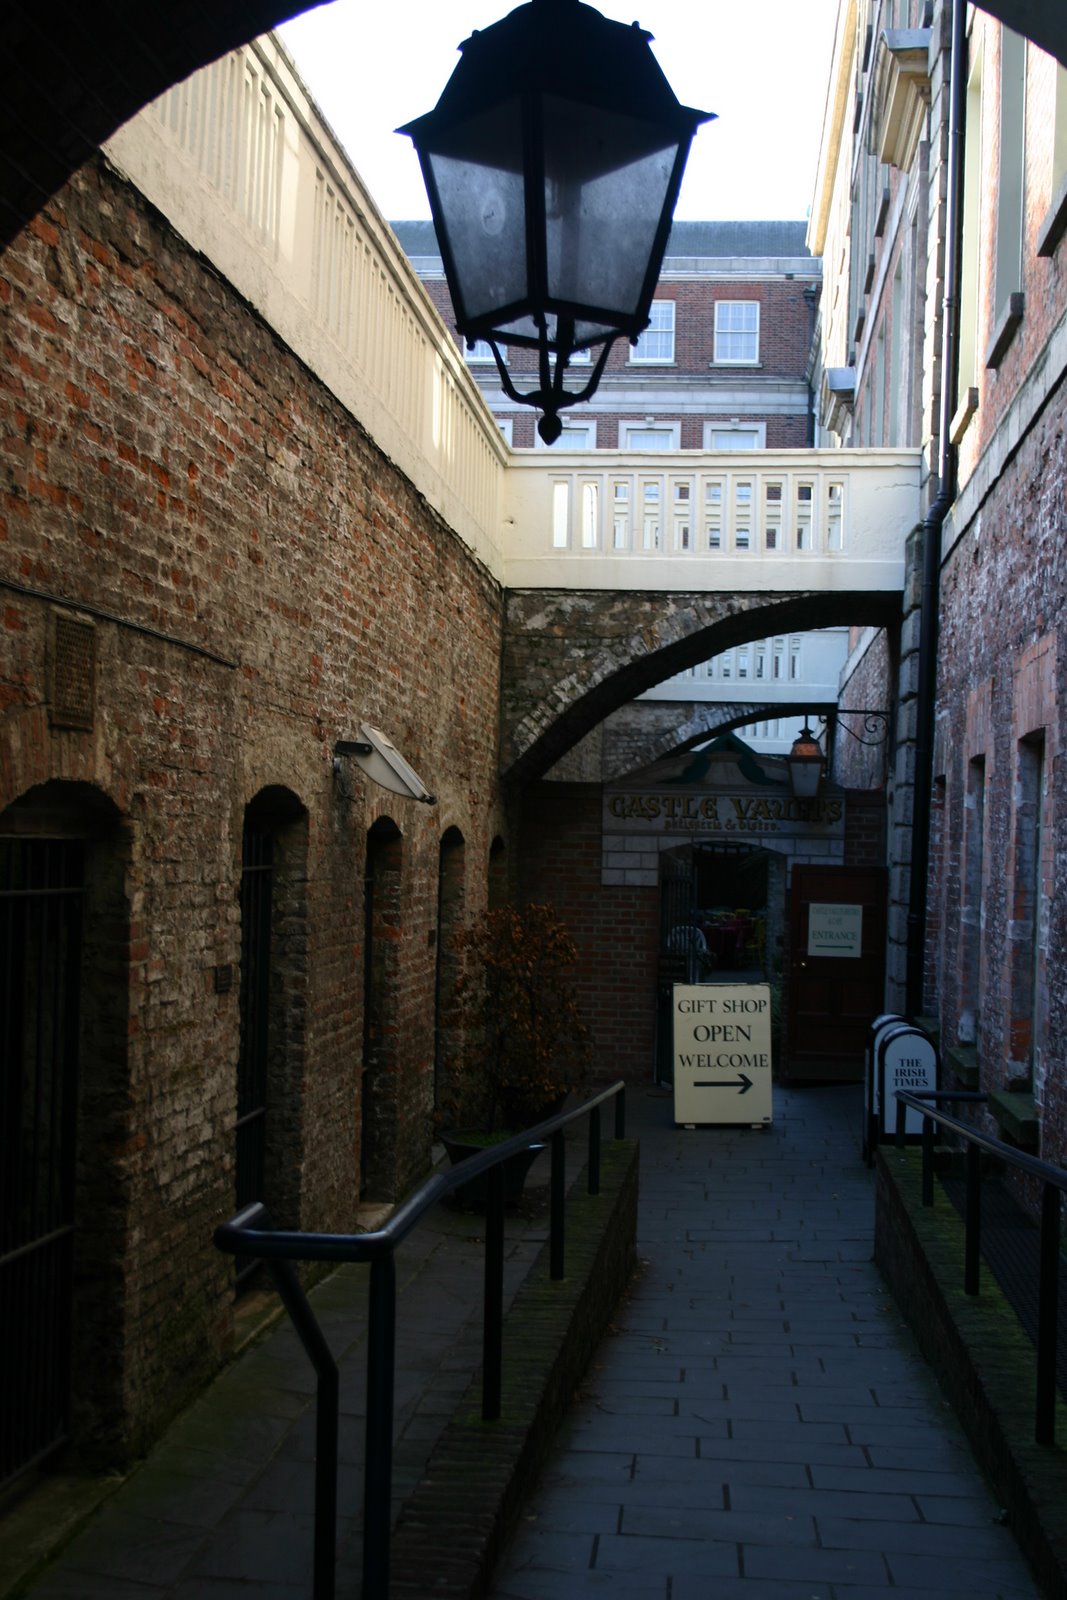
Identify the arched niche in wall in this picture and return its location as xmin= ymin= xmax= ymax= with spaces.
xmin=361 ymin=815 xmax=403 ymax=1201
xmin=235 ymin=783 xmax=309 ymax=1289
xmin=0 ymin=778 xmax=133 ymax=1477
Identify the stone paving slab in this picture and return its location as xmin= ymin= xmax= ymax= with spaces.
xmin=8 ymin=1083 xmax=1049 ymax=1600
xmin=490 ymin=1084 xmax=1044 ymax=1600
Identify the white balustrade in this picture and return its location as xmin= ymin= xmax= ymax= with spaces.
xmin=503 ymin=450 xmax=920 ymax=592
xmin=105 ymin=34 xmax=508 ymax=578
xmin=104 ymin=35 xmax=922 ymax=602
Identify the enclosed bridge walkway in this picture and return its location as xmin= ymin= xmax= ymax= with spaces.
xmin=12 ymin=1086 xmax=1040 ymax=1600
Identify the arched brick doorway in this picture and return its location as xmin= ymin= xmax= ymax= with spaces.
xmin=0 ymin=780 xmax=132 ymax=1485
xmin=234 ymin=785 xmax=308 ymax=1289
xmin=362 ymin=815 xmax=403 ymax=1201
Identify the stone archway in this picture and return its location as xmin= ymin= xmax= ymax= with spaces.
xmin=501 ymin=588 xmax=900 ymax=783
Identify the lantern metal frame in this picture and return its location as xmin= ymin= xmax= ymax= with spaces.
xmin=786 ymin=725 xmax=826 ymax=800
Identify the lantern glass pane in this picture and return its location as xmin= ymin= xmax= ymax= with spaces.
xmin=542 ymin=95 xmax=679 ymax=321
xmin=424 ymin=99 xmax=528 ymax=324
xmin=493 ymin=310 xmax=617 ymax=348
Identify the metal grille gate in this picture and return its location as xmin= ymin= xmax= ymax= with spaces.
xmin=235 ymin=824 xmax=273 ymax=1286
xmin=0 ymin=837 xmax=83 ymax=1489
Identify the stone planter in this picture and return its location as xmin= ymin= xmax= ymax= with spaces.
xmin=440 ymin=1133 xmax=546 ymax=1207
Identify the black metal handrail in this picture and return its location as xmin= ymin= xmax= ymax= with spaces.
xmin=214 ymin=1081 xmax=627 ymax=1600
xmin=892 ymin=1088 xmax=1066 ymax=1447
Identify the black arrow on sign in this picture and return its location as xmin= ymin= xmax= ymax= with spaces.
xmin=694 ymin=1073 xmax=753 ymax=1094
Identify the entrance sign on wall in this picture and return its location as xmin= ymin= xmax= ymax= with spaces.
xmin=673 ymin=983 xmax=773 ymax=1127
xmin=807 ymin=902 xmax=863 ymax=957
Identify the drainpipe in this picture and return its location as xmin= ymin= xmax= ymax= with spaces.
xmin=905 ymin=0 xmax=965 ymax=1017
xmin=803 ymin=284 xmax=820 ymax=447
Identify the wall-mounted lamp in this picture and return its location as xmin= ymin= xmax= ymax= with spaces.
xmin=786 ymin=725 xmax=825 ymax=800
xmin=333 ymin=725 xmax=437 ymax=804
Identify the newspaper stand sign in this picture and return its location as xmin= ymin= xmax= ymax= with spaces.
xmin=872 ymin=1022 xmax=938 ymax=1143
xmin=673 ymin=983 xmax=773 ymax=1126
xmin=863 ymin=1013 xmax=906 ymax=1162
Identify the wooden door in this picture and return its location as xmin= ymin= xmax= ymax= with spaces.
xmin=784 ymin=865 xmax=887 ymax=1083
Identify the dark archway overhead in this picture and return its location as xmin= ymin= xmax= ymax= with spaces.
xmin=0 ymin=1 xmax=324 ymax=248
xmin=1 ymin=1 xmax=1066 ymax=251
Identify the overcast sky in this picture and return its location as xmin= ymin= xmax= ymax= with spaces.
xmin=278 ymin=0 xmax=840 ymax=224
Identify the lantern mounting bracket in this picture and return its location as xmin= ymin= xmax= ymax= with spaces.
xmin=818 ymin=710 xmax=891 ymax=749
xmin=488 ymin=325 xmax=617 ymax=443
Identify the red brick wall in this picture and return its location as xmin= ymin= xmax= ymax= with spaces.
xmin=832 ymin=631 xmax=896 ymax=792
xmin=496 ymin=409 xmax=809 ymax=451
xmin=419 ymin=276 xmax=815 ymax=451
xmin=0 ymin=156 xmax=507 ymax=1461
xmin=517 ymin=782 xmax=659 ymax=1082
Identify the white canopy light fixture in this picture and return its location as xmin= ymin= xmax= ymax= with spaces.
xmin=333 ymin=725 xmax=436 ymax=804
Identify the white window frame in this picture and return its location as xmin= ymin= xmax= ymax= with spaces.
xmin=619 ymin=422 xmax=681 ymax=451
xmin=496 ymin=418 xmax=514 ymax=446
xmin=703 ymin=422 xmax=766 ymax=450
xmin=465 ymin=338 xmax=504 ymax=364
xmin=994 ymin=29 xmax=1026 ymax=323
xmin=713 ymin=301 xmax=760 ymax=365
xmin=629 ymin=300 xmax=675 ymax=364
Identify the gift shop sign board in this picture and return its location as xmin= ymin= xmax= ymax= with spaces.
xmin=673 ymin=984 xmax=773 ymax=1126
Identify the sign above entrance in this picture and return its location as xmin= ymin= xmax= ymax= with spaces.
xmin=606 ymin=788 xmax=845 ymax=840
xmin=601 ymin=734 xmax=850 ymax=889
xmin=807 ymin=902 xmax=863 ymax=957
xmin=673 ymin=983 xmax=773 ymax=1126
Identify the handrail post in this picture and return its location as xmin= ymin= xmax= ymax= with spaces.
xmin=614 ymin=1083 xmax=626 ymax=1140
xmin=588 ymin=1105 xmax=601 ymax=1195
xmin=895 ymin=1092 xmax=907 ymax=1147
xmin=1036 ymin=1181 xmax=1060 ymax=1446
xmin=550 ymin=1128 xmax=566 ymax=1280
xmin=483 ymin=1164 xmax=504 ymax=1421
xmin=964 ymin=1141 xmax=981 ymax=1295
xmin=363 ymin=1252 xmax=397 ymax=1600
xmin=922 ymin=1113 xmax=934 ymax=1207
xmin=266 ymin=1256 xmax=338 ymax=1600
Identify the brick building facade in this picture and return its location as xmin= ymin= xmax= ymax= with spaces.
xmin=812 ymin=0 xmax=1067 ymax=1167
xmin=394 ymin=220 xmax=819 ymax=452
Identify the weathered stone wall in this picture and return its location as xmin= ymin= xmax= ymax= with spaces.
xmin=0 ymin=156 xmax=506 ymax=1462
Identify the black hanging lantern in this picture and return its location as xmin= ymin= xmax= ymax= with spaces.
xmin=398 ymin=0 xmax=712 ymax=442
xmin=786 ymin=726 xmax=825 ymax=800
